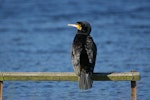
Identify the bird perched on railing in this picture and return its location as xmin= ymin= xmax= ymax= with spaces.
xmin=68 ymin=21 xmax=97 ymax=90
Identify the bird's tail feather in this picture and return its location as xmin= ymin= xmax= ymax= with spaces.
xmin=78 ymin=71 xmax=93 ymax=90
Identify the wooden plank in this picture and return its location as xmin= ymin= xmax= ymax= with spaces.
xmin=0 ymin=72 xmax=140 ymax=81
xmin=0 ymin=73 xmax=2 ymax=82
xmin=93 ymin=72 xmax=140 ymax=81
xmin=1 ymin=72 xmax=77 ymax=81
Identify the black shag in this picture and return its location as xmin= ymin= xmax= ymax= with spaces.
xmin=68 ymin=21 xmax=97 ymax=90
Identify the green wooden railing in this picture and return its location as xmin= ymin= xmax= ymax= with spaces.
xmin=0 ymin=72 xmax=140 ymax=100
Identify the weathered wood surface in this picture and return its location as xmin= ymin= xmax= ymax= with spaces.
xmin=0 ymin=72 xmax=140 ymax=81
xmin=131 ymin=81 xmax=137 ymax=100
xmin=0 ymin=81 xmax=2 ymax=100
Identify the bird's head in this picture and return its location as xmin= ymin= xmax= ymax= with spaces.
xmin=68 ymin=21 xmax=91 ymax=35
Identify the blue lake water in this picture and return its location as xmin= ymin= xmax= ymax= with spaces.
xmin=0 ymin=0 xmax=150 ymax=99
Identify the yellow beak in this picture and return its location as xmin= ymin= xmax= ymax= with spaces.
xmin=68 ymin=24 xmax=82 ymax=30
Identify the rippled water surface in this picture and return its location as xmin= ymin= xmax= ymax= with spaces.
xmin=0 ymin=0 xmax=150 ymax=100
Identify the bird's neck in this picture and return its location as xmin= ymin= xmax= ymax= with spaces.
xmin=76 ymin=30 xmax=89 ymax=35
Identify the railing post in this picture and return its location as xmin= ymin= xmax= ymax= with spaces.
xmin=0 ymin=81 xmax=3 ymax=100
xmin=131 ymin=81 xmax=136 ymax=100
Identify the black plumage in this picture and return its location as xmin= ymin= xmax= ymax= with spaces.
xmin=68 ymin=21 xmax=97 ymax=90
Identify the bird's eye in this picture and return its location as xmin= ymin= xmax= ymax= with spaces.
xmin=82 ymin=24 xmax=86 ymax=28
xmin=82 ymin=25 xmax=87 ymax=32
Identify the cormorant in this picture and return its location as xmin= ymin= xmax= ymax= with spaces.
xmin=68 ymin=21 xmax=97 ymax=90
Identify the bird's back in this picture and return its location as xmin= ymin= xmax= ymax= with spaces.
xmin=71 ymin=34 xmax=97 ymax=75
